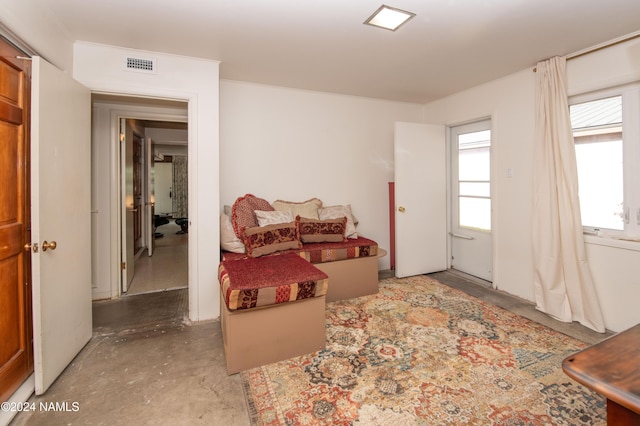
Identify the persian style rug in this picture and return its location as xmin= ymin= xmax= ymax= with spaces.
xmin=241 ymin=275 xmax=606 ymax=425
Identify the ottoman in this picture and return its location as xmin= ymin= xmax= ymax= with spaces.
xmin=218 ymin=253 xmax=329 ymax=374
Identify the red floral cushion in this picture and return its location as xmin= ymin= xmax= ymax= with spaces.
xmin=231 ymin=194 xmax=274 ymax=237
xmin=296 ymin=216 xmax=347 ymax=243
xmin=241 ymin=221 xmax=301 ymax=257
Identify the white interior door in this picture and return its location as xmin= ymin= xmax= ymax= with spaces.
xmin=147 ymin=137 xmax=155 ymax=256
xmin=394 ymin=122 xmax=447 ymax=277
xmin=31 ymin=57 xmax=92 ymax=395
xmin=450 ymin=120 xmax=493 ymax=282
xmin=120 ymin=118 xmax=135 ymax=292
xmin=154 ymin=162 xmax=173 ymax=215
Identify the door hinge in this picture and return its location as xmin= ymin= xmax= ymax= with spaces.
xmin=121 ymin=261 xmax=126 ymax=270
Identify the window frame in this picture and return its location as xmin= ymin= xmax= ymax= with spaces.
xmin=569 ymin=83 xmax=640 ymax=238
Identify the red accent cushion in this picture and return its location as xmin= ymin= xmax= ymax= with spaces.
xmin=231 ymin=194 xmax=274 ymax=237
xmin=296 ymin=215 xmax=347 ymax=243
xmin=241 ymin=221 xmax=301 ymax=257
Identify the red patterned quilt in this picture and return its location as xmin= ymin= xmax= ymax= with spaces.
xmin=219 ymin=253 xmax=329 ymax=311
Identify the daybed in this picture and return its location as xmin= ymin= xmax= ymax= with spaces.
xmin=218 ymin=194 xmax=385 ymax=374
xmin=221 ymin=236 xmax=384 ymax=302
xmin=220 ymin=195 xmax=385 ymax=302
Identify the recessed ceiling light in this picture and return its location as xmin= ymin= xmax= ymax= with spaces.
xmin=364 ymin=4 xmax=416 ymax=31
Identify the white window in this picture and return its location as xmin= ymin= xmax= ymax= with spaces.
xmin=570 ymin=84 xmax=640 ymax=236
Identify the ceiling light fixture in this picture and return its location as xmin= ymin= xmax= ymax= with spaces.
xmin=364 ymin=4 xmax=416 ymax=31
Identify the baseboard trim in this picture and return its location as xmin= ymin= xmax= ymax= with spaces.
xmin=0 ymin=374 xmax=34 ymax=425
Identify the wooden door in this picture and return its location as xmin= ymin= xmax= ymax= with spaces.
xmin=0 ymin=38 xmax=33 ymax=403
xmin=394 ymin=122 xmax=447 ymax=277
xmin=31 ymin=56 xmax=92 ymax=394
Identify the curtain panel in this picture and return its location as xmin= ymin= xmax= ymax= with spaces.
xmin=172 ymin=155 xmax=188 ymax=218
xmin=532 ymin=56 xmax=605 ymax=333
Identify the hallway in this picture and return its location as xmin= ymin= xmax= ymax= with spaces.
xmin=127 ymin=219 xmax=188 ymax=295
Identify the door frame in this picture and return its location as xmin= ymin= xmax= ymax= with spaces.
xmin=119 ymin=118 xmax=139 ymax=293
xmin=120 ymin=117 xmax=134 ymax=293
xmin=105 ymin=105 xmax=188 ymax=298
xmin=446 ymin=118 xmax=494 ymax=282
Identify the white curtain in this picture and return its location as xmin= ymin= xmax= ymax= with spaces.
xmin=532 ymin=56 xmax=605 ymax=333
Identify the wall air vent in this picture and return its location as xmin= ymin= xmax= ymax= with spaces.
xmin=124 ymin=56 xmax=157 ymax=74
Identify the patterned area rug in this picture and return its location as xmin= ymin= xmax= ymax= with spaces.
xmin=241 ymin=275 xmax=606 ymax=425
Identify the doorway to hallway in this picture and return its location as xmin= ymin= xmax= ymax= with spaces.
xmin=91 ymin=94 xmax=189 ymax=302
xmin=117 ymin=114 xmax=189 ymax=296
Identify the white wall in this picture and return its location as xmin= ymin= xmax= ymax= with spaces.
xmin=422 ymin=37 xmax=640 ymax=332
xmin=0 ymin=0 xmax=73 ymax=70
xmin=423 ymin=70 xmax=536 ymax=301
xmin=219 ymin=80 xmax=424 ymax=270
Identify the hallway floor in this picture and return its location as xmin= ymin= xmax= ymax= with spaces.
xmin=127 ymin=220 xmax=188 ymax=295
xmin=10 ymin=271 xmax=610 ymax=425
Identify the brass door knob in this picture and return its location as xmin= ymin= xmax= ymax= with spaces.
xmin=24 ymin=243 xmax=39 ymax=253
xmin=42 ymin=240 xmax=57 ymax=252
xmin=398 ymin=206 xmax=406 ymax=213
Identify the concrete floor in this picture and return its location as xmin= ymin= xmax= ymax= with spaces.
xmin=10 ymin=270 xmax=610 ymax=425
xmin=11 ymin=289 xmax=250 ymax=426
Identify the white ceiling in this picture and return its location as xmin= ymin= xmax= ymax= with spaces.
xmin=41 ymin=0 xmax=640 ymax=103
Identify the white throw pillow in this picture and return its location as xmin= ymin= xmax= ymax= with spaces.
xmin=272 ymin=198 xmax=323 ymax=220
xmin=220 ymin=213 xmax=245 ymax=253
xmin=255 ymin=209 xmax=294 ymax=226
xmin=318 ymin=204 xmax=358 ymax=239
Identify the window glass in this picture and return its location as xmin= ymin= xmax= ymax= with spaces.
xmin=459 ymin=182 xmax=490 ymax=197
xmin=459 ymin=197 xmax=491 ymax=230
xmin=570 ymin=96 xmax=623 ymax=231
xmin=457 ymin=129 xmax=491 ymax=231
xmin=458 ymin=131 xmax=490 ymax=181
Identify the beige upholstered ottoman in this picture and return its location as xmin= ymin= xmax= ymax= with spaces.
xmin=218 ymin=253 xmax=329 ymax=374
